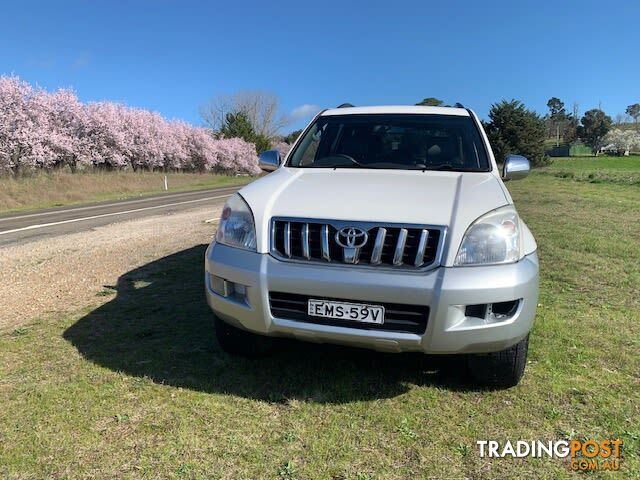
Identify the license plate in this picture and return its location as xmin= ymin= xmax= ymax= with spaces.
xmin=307 ymin=299 xmax=385 ymax=324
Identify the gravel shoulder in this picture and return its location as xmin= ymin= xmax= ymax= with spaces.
xmin=0 ymin=205 xmax=220 ymax=332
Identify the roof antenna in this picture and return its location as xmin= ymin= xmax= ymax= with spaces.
xmin=336 ymin=103 xmax=355 ymax=108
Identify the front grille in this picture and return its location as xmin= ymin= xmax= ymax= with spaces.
xmin=269 ymin=292 xmax=429 ymax=334
xmin=271 ymin=218 xmax=444 ymax=269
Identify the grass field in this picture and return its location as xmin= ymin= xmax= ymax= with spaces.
xmin=0 ymin=171 xmax=252 ymax=214
xmin=0 ymin=159 xmax=638 ymax=478
xmin=539 ymin=155 xmax=640 ymax=185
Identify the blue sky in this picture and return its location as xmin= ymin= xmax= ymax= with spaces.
xmin=1 ymin=0 xmax=638 ymax=132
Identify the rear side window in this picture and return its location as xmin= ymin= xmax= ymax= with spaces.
xmin=287 ymin=114 xmax=490 ymax=171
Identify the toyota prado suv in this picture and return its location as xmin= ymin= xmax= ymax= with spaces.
xmin=205 ymin=105 xmax=539 ymax=387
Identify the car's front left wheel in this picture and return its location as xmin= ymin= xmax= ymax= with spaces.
xmin=467 ymin=335 xmax=529 ymax=388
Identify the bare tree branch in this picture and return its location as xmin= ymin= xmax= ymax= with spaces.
xmin=199 ymin=90 xmax=290 ymax=139
xmin=198 ymin=94 xmax=234 ymax=133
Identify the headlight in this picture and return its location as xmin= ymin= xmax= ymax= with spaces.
xmin=454 ymin=206 xmax=521 ymax=266
xmin=215 ymin=194 xmax=256 ymax=251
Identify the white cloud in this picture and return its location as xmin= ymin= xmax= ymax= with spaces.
xmin=27 ymin=56 xmax=56 ymax=70
xmin=290 ymin=104 xmax=320 ymax=120
xmin=72 ymin=52 xmax=91 ymax=69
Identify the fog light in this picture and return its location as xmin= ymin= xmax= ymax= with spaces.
xmin=491 ymin=300 xmax=520 ymax=318
xmin=465 ymin=300 xmax=520 ymax=323
xmin=464 ymin=304 xmax=487 ymax=319
xmin=210 ymin=274 xmax=248 ymax=302
xmin=210 ymin=275 xmax=231 ymax=296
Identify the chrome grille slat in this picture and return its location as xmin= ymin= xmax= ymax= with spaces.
xmin=283 ymin=222 xmax=291 ymax=257
xmin=301 ymin=223 xmax=310 ymax=259
xmin=414 ymin=229 xmax=429 ymax=266
xmin=271 ymin=218 xmax=444 ymax=270
xmin=370 ymin=227 xmax=386 ymax=265
xmin=393 ymin=228 xmax=408 ymax=265
xmin=321 ymin=225 xmax=331 ymax=261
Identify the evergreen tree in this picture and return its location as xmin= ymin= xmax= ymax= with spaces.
xmin=484 ymin=100 xmax=549 ymax=166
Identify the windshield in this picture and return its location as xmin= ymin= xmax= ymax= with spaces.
xmin=287 ymin=114 xmax=490 ymax=171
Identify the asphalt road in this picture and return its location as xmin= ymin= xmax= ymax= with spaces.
xmin=0 ymin=186 xmax=240 ymax=247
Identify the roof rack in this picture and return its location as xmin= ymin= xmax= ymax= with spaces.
xmin=336 ymin=103 xmax=355 ymax=108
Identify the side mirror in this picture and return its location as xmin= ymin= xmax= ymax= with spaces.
xmin=258 ymin=150 xmax=281 ymax=172
xmin=502 ymin=154 xmax=530 ymax=181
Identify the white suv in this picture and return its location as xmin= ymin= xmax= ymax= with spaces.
xmin=205 ymin=105 xmax=538 ymax=387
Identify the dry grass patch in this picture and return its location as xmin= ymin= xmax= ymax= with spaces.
xmin=0 ymin=170 xmax=250 ymax=213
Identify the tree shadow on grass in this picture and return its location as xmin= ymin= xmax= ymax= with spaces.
xmin=64 ymin=245 xmax=473 ymax=403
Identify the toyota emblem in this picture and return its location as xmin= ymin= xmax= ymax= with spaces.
xmin=335 ymin=227 xmax=368 ymax=249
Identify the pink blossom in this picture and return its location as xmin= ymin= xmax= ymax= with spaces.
xmin=272 ymin=141 xmax=292 ymax=161
xmin=0 ymin=75 xmax=260 ymax=175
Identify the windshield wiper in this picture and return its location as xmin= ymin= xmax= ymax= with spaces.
xmin=332 ymin=164 xmax=361 ymax=169
xmin=418 ymin=164 xmax=478 ymax=172
xmin=306 ymin=163 xmax=362 ymax=169
xmin=311 ymin=154 xmax=362 ymax=169
xmin=420 ymin=164 xmax=455 ymax=171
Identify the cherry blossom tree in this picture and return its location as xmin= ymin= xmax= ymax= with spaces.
xmin=36 ymin=87 xmax=88 ymax=171
xmin=162 ymin=120 xmax=191 ymax=171
xmin=0 ymin=75 xmax=261 ymax=176
xmin=211 ymin=137 xmax=261 ymax=175
xmin=272 ymin=140 xmax=292 ymax=160
xmin=603 ymin=128 xmax=640 ymax=155
xmin=0 ymin=76 xmax=52 ymax=173
xmin=83 ymin=102 xmax=133 ymax=169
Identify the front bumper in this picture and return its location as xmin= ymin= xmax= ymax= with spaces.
xmin=205 ymin=243 xmax=539 ymax=354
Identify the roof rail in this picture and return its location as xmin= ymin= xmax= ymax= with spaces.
xmin=453 ymin=102 xmax=465 ymax=108
xmin=336 ymin=103 xmax=355 ymax=108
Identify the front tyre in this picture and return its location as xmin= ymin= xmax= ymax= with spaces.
xmin=467 ymin=335 xmax=529 ymax=388
xmin=214 ymin=313 xmax=273 ymax=357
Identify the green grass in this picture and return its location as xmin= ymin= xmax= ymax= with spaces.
xmin=0 ymin=170 xmax=253 ymax=214
xmin=540 ymin=155 xmax=640 ymax=185
xmin=1 ymin=173 xmax=639 ymax=478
